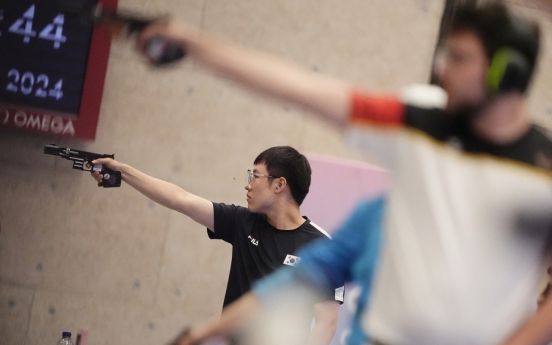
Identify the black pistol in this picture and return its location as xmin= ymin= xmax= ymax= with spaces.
xmin=44 ymin=144 xmax=121 ymax=188
xmin=61 ymin=0 xmax=186 ymax=66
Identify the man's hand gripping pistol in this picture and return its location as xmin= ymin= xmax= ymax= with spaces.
xmin=44 ymin=144 xmax=121 ymax=188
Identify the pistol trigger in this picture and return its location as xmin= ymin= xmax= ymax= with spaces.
xmin=83 ymin=161 xmax=94 ymax=171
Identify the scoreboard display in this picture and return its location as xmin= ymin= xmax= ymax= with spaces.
xmin=0 ymin=0 xmax=117 ymax=140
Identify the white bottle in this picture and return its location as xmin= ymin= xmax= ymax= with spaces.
xmin=56 ymin=332 xmax=75 ymax=345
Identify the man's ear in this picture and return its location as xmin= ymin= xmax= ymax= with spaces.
xmin=274 ymin=177 xmax=286 ymax=192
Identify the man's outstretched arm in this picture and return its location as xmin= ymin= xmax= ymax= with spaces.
xmin=91 ymin=158 xmax=214 ymax=230
xmin=308 ymin=300 xmax=340 ymax=345
xmin=170 ymin=292 xmax=262 ymax=345
xmin=137 ymin=21 xmax=353 ymax=126
xmin=169 ymin=287 xmax=339 ymax=345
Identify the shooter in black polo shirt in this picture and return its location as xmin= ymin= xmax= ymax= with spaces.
xmin=91 ymin=145 xmax=342 ymax=345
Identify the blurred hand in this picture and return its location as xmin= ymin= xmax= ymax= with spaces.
xmin=136 ymin=20 xmax=191 ymax=64
xmin=168 ymin=327 xmax=199 ymax=345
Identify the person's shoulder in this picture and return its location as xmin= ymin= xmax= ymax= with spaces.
xmin=214 ymin=202 xmax=249 ymax=212
xmin=213 ymin=202 xmax=255 ymax=220
xmin=303 ymin=219 xmax=332 ymax=239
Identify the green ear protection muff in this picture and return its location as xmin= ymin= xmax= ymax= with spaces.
xmin=486 ymin=47 xmax=531 ymax=96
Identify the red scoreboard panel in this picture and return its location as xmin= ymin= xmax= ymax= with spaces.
xmin=0 ymin=0 xmax=117 ymax=140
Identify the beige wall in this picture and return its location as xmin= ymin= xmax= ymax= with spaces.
xmin=1 ymin=1 xmax=551 ymax=344
xmin=509 ymin=0 xmax=552 ymax=130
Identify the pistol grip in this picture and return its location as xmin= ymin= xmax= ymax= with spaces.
xmin=99 ymin=167 xmax=121 ymax=188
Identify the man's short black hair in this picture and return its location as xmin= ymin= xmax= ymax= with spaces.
xmin=254 ymin=146 xmax=311 ymax=206
xmin=448 ymin=2 xmax=540 ymax=90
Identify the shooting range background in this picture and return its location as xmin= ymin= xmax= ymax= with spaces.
xmin=2 ymin=0 xmax=552 ymax=344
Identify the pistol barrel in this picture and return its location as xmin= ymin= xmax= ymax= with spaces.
xmin=43 ymin=144 xmax=64 ymax=156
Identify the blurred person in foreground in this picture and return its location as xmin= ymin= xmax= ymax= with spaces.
xmin=137 ymin=2 xmax=552 ymax=345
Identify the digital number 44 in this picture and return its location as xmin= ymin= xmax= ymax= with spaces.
xmin=9 ymin=5 xmax=67 ymax=49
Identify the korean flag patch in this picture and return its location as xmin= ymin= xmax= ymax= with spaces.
xmin=283 ymin=254 xmax=301 ymax=267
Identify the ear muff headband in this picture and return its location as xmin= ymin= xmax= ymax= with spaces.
xmin=486 ymin=47 xmax=530 ymax=95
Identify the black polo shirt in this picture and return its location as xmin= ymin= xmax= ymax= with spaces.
xmin=208 ymin=202 xmax=340 ymax=308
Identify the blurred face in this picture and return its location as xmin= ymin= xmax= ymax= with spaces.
xmin=245 ymin=163 xmax=279 ymax=213
xmin=435 ymin=30 xmax=489 ymax=112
